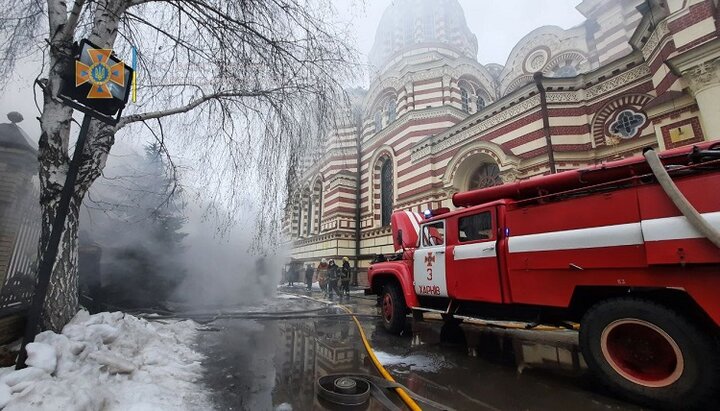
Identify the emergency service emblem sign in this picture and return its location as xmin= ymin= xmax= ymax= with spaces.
xmin=76 ymin=49 xmax=126 ymax=99
xmin=424 ymin=252 xmax=435 ymax=267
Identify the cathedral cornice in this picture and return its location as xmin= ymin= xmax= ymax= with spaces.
xmin=411 ymin=54 xmax=651 ymax=163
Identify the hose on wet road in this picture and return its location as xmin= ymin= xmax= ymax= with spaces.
xmin=317 ymin=373 xmax=455 ymax=411
xmin=335 ymin=304 xmax=424 ymax=411
xmin=132 ymin=308 xmax=381 ymax=324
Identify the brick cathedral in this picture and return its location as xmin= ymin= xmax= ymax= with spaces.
xmin=286 ymin=0 xmax=720 ymax=284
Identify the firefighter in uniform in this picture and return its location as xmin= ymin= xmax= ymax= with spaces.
xmin=317 ymin=258 xmax=329 ymax=295
xmin=327 ymin=259 xmax=341 ymax=299
xmin=340 ymin=257 xmax=351 ymax=297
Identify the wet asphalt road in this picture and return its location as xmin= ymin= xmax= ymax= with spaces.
xmin=197 ymin=287 xmax=646 ymax=411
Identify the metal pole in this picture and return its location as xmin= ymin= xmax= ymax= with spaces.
xmin=534 ymin=72 xmax=557 ymax=174
xmin=353 ymin=112 xmax=362 ymax=287
xmin=17 ymin=113 xmax=93 ymax=369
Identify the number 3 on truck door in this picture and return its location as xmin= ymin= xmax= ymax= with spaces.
xmin=414 ymin=220 xmax=447 ymax=297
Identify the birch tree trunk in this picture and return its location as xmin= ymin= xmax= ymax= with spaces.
xmin=36 ymin=0 xmax=125 ymax=331
xmin=1 ymin=0 xmax=356 ymax=331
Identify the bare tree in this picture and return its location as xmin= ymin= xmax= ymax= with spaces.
xmin=0 ymin=0 xmax=358 ymax=331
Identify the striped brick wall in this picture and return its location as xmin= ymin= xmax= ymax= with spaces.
xmin=286 ymin=0 xmax=719 ymax=271
xmin=580 ymin=0 xmax=645 ymax=65
xmin=667 ymin=0 xmax=718 ymax=53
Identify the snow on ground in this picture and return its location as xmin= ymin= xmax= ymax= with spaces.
xmin=0 ymin=311 xmax=210 ymax=411
xmin=277 ymin=281 xmax=321 ymax=290
xmin=373 ymin=351 xmax=454 ymax=373
xmin=274 ymin=293 xmax=300 ymax=300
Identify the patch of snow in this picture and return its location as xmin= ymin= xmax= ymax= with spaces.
xmin=1 ymin=367 xmax=49 ymax=387
xmin=373 ymin=351 xmax=454 ymax=373
xmin=0 ymin=384 xmax=10 ymax=408
xmin=275 ymin=294 xmax=299 ymax=300
xmin=24 ymin=343 xmax=56 ymax=373
xmin=0 ymin=310 xmax=210 ymax=411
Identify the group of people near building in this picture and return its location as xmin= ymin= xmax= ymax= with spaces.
xmin=311 ymin=257 xmax=352 ymax=298
xmin=284 ymin=257 xmax=354 ymax=298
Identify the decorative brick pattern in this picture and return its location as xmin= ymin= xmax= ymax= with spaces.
xmin=661 ymin=117 xmax=705 ymax=149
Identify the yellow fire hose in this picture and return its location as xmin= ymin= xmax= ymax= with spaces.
xmin=291 ymin=291 xmax=422 ymax=410
xmin=337 ymin=304 xmax=423 ymax=411
xmin=292 ymin=291 xmax=573 ymax=410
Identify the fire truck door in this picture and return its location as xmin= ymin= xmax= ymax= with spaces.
xmin=413 ymin=220 xmax=448 ymax=297
xmin=446 ymin=210 xmax=503 ymax=303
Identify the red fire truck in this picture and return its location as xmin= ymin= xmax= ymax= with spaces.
xmin=366 ymin=142 xmax=720 ymax=409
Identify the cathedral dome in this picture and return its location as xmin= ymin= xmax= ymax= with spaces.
xmin=369 ymin=0 xmax=478 ymax=73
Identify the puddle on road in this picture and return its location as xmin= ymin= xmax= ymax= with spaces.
xmin=411 ymin=320 xmax=586 ymax=376
xmin=197 ymin=296 xmax=644 ymax=411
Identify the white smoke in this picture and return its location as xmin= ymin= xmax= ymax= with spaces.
xmin=170 ymin=201 xmax=289 ymax=308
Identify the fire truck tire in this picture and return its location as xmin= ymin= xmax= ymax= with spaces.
xmin=579 ymin=298 xmax=719 ymax=410
xmin=381 ymin=283 xmax=406 ymax=334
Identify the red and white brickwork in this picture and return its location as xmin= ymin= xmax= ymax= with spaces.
xmin=286 ymin=0 xmax=720 ymax=283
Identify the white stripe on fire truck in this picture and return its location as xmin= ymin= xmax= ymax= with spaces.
xmin=508 ymin=223 xmax=643 ymax=253
xmin=642 ymin=211 xmax=720 ymax=242
xmin=404 ymin=210 xmax=421 ymax=234
xmin=507 ymin=212 xmax=720 ymax=253
xmin=454 ymin=242 xmax=497 ymax=260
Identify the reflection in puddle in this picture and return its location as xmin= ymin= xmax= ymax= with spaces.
xmin=270 ymin=317 xmax=388 ymax=410
xmin=412 ymin=320 xmax=586 ymax=376
xmin=199 ymin=298 xmax=642 ymax=411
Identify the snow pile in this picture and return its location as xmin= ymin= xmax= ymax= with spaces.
xmin=373 ymin=351 xmax=454 ymax=373
xmin=0 ymin=311 xmax=210 ymax=411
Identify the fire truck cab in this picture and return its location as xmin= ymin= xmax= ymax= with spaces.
xmin=366 ymin=142 xmax=720 ymax=409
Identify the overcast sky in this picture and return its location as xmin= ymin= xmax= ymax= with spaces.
xmin=1 ymin=0 xmax=584 ymax=139
xmin=336 ymin=0 xmax=585 ymax=65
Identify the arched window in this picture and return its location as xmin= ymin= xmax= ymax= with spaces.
xmin=306 ymin=196 xmax=313 ymax=235
xmin=476 ymin=96 xmax=485 ymax=112
xmin=315 ymin=185 xmax=323 ymax=234
xmin=296 ymin=205 xmax=302 ymax=237
xmin=553 ymin=65 xmax=578 ymax=77
xmin=374 ymin=111 xmax=382 ymax=133
xmin=380 ymin=159 xmax=394 ymax=227
xmin=460 ymin=88 xmax=470 ymax=113
xmin=468 ymin=164 xmax=501 ymax=190
xmin=386 ymin=99 xmax=396 ymax=123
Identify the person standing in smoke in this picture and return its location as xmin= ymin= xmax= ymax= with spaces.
xmin=340 ymin=257 xmax=351 ymax=297
xmin=254 ymin=255 xmax=269 ymax=299
xmin=327 ymin=259 xmax=341 ymax=299
xmin=305 ymin=264 xmax=314 ymax=291
xmin=255 ymin=256 xmax=266 ymax=277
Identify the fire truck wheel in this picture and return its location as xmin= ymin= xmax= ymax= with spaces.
xmin=381 ymin=283 xmax=406 ymax=334
xmin=579 ymin=298 xmax=719 ymax=410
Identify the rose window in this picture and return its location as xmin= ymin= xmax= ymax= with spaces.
xmin=609 ymin=109 xmax=647 ymax=139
